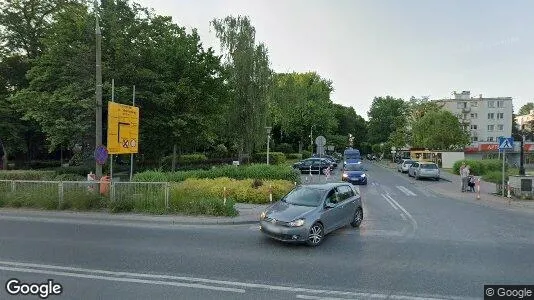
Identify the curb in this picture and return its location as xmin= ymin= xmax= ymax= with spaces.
xmin=0 ymin=209 xmax=260 ymax=226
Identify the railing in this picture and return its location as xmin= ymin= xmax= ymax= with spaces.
xmin=0 ymin=180 xmax=170 ymax=212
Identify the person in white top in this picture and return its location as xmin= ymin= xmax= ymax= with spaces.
xmin=460 ymin=164 xmax=470 ymax=192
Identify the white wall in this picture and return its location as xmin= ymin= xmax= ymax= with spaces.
xmin=441 ymin=152 xmax=465 ymax=169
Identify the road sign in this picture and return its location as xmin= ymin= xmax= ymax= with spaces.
xmin=315 ymin=136 xmax=326 ymax=147
xmin=107 ymin=102 xmax=139 ymax=154
xmin=498 ymin=137 xmax=514 ymax=150
xmin=94 ymin=145 xmax=108 ymax=165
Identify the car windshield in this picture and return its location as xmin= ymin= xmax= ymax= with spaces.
xmin=281 ymin=187 xmax=324 ymax=207
xmin=404 ymin=160 xmax=414 ymax=165
xmin=345 ymin=164 xmax=364 ymax=171
xmin=421 ymin=164 xmax=438 ymax=169
xmin=345 ymin=154 xmax=360 ymax=159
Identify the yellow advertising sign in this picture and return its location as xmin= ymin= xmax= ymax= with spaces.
xmin=107 ymin=102 xmax=139 ymax=154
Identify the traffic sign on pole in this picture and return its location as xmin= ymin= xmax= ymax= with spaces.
xmin=498 ymin=137 xmax=514 ymax=150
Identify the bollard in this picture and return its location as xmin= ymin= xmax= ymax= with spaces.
xmin=223 ymin=187 xmax=227 ymax=205
xmin=269 ymin=185 xmax=273 ymax=202
xmin=477 ymin=178 xmax=480 ymax=200
xmin=507 ymin=181 xmax=511 ymax=198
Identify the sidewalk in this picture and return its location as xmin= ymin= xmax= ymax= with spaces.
xmin=0 ymin=203 xmax=267 ymax=226
xmin=373 ymin=160 xmax=534 ymax=212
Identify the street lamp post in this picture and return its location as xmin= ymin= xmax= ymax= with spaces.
xmin=266 ymin=127 xmax=272 ymax=165
xmin=94 ymin=0 xmax=103 ymax=179
xmin=520 ymin=134 xmax=526 ymax=176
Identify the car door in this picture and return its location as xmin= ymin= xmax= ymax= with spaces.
xmin=410 ymin=162 xmax=419 ymax=176
xmin=336 ymin=185 xmax=356 ymax=224
xmin=321 ymin=188 xmax=344 ymax=233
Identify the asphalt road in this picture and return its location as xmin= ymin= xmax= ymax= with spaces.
xmin=1 ymin=163 xmax=534 ymax=300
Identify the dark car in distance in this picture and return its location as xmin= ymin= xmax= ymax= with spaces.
xmin=259 ymin=183 xmax=363 ymax=246
xmin=341 ymin=163 xmax=368 ymax=185
xmin=293 ymin=158 xmax=333 ymax=174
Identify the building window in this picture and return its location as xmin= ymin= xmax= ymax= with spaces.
xmin=471 ymin=113 xmax=478 ymax=119
xmin=487 ymin=137 xmax=494 ymax=142
xmin=488 ymin=113 xmax=495 ymax=119
xmin=488 ymin=125 xmax=494 ymax=131
xmin=497 ymin=113 xmax=504 ymax=119
xmin=488 ymin=101 xmax=495 ymax=108
xmin=471 ymin=125 xmax=478 ymax=130
xmin=457 ymin=102 xmax=467 ymax=109
xmin=497 ymin=100 xmax=505 ymax=108
xmin=471 ymin=102 xmax=478 ymax=107
xmin=472 ymin=136 xmax=478 ymax=142
xmin=498 ymin=124 xmax=504 ymax=131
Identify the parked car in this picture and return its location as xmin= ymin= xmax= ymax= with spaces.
xmin=341 ymin=163 xmax=368 ymax=185
xmin=293 ymin=158 xmax=333 ymax=174
xmin=259 ymin=183 xmax=363 ymax=246
xmin=397 ymin=159 xmax=415 ymax=173
xmin=311 ymin=154 xmax=338 ymax=167
xmin=408 ymin=161 xmax=440 ymax=181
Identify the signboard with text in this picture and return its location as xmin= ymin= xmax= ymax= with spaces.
xmin=107 ymin=102 xmax=139 ymax=154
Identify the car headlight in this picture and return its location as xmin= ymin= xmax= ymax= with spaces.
xmin=288 ymin=219 xmax=305 ymax=227
xmin=360 ymin=174 xmax=366 ymax=177
xmin=260 ymin=211 xmax=266 ymax=220
xmin=342 ymin=173 xmax=348 ymax=178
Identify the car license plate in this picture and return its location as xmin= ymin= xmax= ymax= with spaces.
xmin=264 ymin=223 xmax=282 ymax=233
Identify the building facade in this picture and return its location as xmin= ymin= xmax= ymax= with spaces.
xmin=433 ymin=91 xmax=513 ymax=146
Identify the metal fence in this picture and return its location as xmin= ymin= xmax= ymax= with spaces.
xmin=0 ymin=180 xmax=170 ymax=211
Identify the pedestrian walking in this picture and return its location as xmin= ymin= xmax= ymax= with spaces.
xmin=460 ymin=163 xmax=470 ymax=192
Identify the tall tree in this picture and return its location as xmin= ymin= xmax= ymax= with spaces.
xmin=268 ymin=72 xmax=337 ymax=152
xmin=367 ymin=96 xmax=406 ymax=145
xmin=211 ymin=15 xmax=272 ymax=161
xmin=518 ymin=102 xmax=534 ymax=116
xmin=411 ymin=110 xmax=469 ymax=150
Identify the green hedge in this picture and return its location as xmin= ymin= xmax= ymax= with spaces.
xmin=252 ymin=152 xmax=286 ymax=165
xmin=482 ymin=171 xmax=508 ymax=184
xmin=301 ymin=150 xmax=312 ymax=159
xmin=0 ymin=170 xmax=57 ymax=180
xmin=287 ymin=153 xmax=303 ymax=160
xmin=133 ymin=164 xmax=301 ymax=184
xmin=452 ymin=159 xmax=504 ymax=176
xmin=275 ymin=143 xmax=294 ymax=154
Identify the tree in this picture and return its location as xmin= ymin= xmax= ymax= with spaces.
xmin=518 ymin=102 xmax=534 ymax=116
xmin=268 ymin=72 xmax=337 ymax=152
xmin=367 ymin=96 xmax=406 ymax=145
xmin=331 ymin=103 xmax=367 ymax=149
xmin=211 ymin=15 xmax=272 ymax=161
xmin=411 ymin=110 xmax=469 ymax=150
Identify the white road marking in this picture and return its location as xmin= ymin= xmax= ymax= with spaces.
xmin=385 ymin=194 xmax=418 ymax=234
xmin=0 ymin=260 xmax=478 ymax=299
xmin=381 ymin=194 xmax=398 ymax=210
xmin=396 ymin=186 xmax=417 ymax=196
xmin=0 ymin=265 xmax=245 ymax=293
xmin=296 ymin=294 xmax=385 ymax=299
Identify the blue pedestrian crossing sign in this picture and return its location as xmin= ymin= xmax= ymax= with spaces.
xmin=498 ymin=137 xmax=514 ymax=150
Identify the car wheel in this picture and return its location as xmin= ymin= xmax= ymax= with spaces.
xmin=351 ymin=207 xmax=363 ymax=228
xmin=306 ymin=223 xmax=324 ymax=246
xmin=435 ymin=177 xmax=440 ymax=181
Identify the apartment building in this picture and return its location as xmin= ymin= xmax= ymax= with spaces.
xmin=433 ymin=91 xmax=513 ymax=145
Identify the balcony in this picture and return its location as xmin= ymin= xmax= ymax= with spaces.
xmin=462 ymin=107 xmax=471 ymax=113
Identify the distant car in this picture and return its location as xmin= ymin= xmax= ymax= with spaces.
xmin=397 ymin=159 xmax=415 ymax=173
xmin=293 ymin=158 xmax=333 ymax=174
xmin=408 ymin=161 xmax=440 ymax=181
xmin=341 ymin=163 xmax=368 ymax=185
xmin=259 ymin=183 xmax=363 ymax=246
xmin=311 ymin=154 xmax=338 ymax=167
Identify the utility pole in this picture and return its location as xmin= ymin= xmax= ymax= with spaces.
xmin=95 ymin=0 xmax=103 ymax=179
xmin=520 ymin=134 xmax=526 ymax=176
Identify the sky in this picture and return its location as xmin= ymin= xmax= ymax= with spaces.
xmin=135 ymin=0 xmax=533 ymax=119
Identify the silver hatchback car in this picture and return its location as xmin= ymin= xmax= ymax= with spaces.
xmin=408 ymin=161 xmax=440 ymax=181
xmin=259 ymin=183 xmax=363 ymax=246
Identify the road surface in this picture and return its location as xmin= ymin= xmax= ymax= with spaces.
xmin=1 ymin=163 xmax=533 ymax=299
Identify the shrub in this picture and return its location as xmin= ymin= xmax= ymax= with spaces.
xmin=275 ymin=143 xmax=294 ymax=154
xmin=133 ymin=164 xmax=301 ymax=184
xmin=53 ymin=165 xmax=93 ymax=177
xmin=287 ymin=153 xmax=303 ymax=160
xmin=212 ymin=144 xmax=228 ymax=158
xmin=55 ymin=174 xmax=85 ymax=181
xmin=171 ymin=177 xmax=294 ymax=204
xmin=61 ymin=190 xmax=107 ymax=211
xmin=0 ymin=170 xmax=56 ymax=180
xmin=452 ymin=159 xmax=505 ymax=176
xmin=482 ymin=171 xmax=507 ymax=184
xmin=301 ymin=150 xmax=312 ymax=159
xmin=253 ymin=152 xmax=286 ymax=165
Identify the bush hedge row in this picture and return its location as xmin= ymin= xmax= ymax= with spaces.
xmin=133 ymin=164 xmax=301 ymax=184
xmin=452 ymin=159 xmax=503 ymax=176
xmin=252 ymin=152 xmax=286 ymax=165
